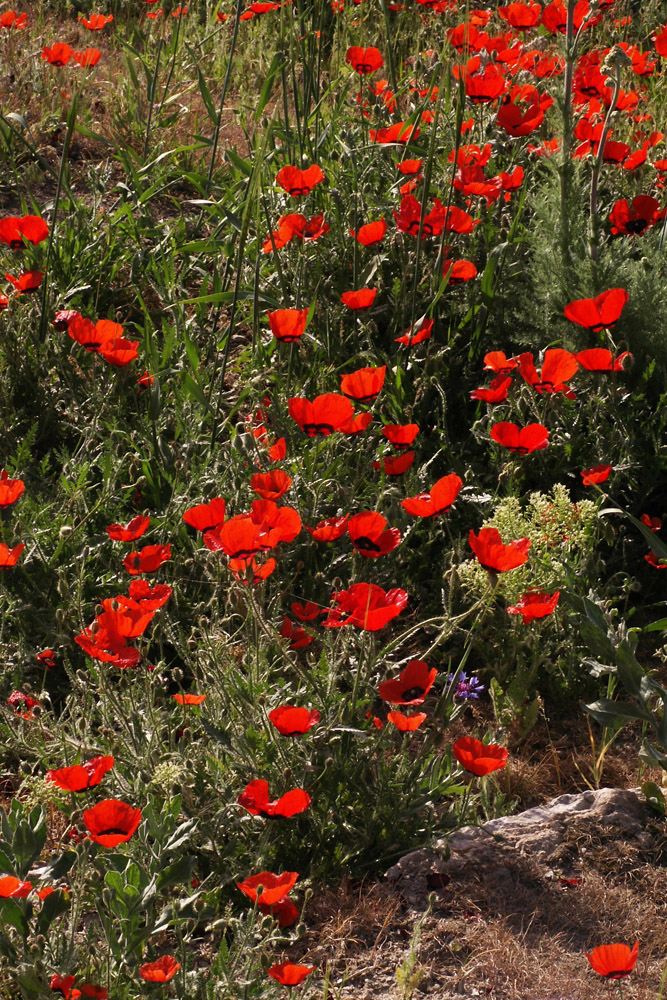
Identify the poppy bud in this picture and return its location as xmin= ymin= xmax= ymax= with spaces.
xmin=171 ymin=667 xmax=183 ymax=682
xmin=59 ymin=525 xmax=73 ymax=536
xmin=56 ymin=608 xmax=66 ymax=625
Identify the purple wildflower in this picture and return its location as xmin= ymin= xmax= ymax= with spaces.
xmin=447 ymin=671 xmax=484 ymax=700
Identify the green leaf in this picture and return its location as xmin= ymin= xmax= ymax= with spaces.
xmin=584 ymin=698 xmax=653 ymax=728
xmin=156 ymin=854 xmax=196 ymax=891
xmin=640 ymin=739 xmax=667 ymax=769
xmin=600 ymin=504 xmax=667 ymax=562
xmin=195 ymin=64 xmax=218 ymax=124
xmin=35 ymin=889 xmax=70 ymax=937
xmin=644 ymin=617 xmax=667 ymax=633
xmin=200 ymin=718 xmax=232 ymax=747
xmin=36 ymin=850 xmax=76 ymax=882
xmin=642 ymin=781 xmax=666 ymax=816
xmin=0 ymin=898 xmax=28 ymax=938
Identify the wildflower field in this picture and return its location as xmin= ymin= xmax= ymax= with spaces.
xmin=2 ymin=0 xmax=667 ymax=996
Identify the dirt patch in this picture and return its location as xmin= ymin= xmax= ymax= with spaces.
xmin=283 ymin=790 xmax=667 ymax=999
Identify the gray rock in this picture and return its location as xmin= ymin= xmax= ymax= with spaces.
xmin=386 ymin=787 xmax=648 ymax=907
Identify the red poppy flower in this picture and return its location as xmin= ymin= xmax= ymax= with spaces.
xmin=250 ymin=470 xmax=292 ymax=501
xmin=105 ymin=515 xmax=150 ymax=542
xmin=97 ymin=337 xmax=139 ymax=367
xmin=66 ymin=316 xmax=119 ymax=351
xmin=250 ymin=499 xmax=301 ymax=547
xmin=79 ymin=13 xmax=113 ymax=29
xmin=267 ymin=963 xmax=315 ymax=986
xmin=96 ymin=598 xmax=156 ymax=640
xmin=0 ymin=470 xmax=24 ymax=506
xmin=139 ymin=956 xmax=180 ymax=983
xmin=395 ymin=316 xmax=433 ymax=346
xmin=229 ymin=555 xmax=277 ymax=583
xmin=640 ymin=514 xmax=662 ymax=532
xmin=322 ymin=582 xmax=408 ymax=630
xmin=0 ymin=11 xmax=28 ymax=28
xmin=37 ymin=648 xmax=56 ymax=667
xmin=74 ymin=625 xmax=141 ymax=668
xmin=183 ymin=497 xmax=226 ymax=532
xmin=73 ymin=49 xmax=101 ymax=67
xmin=41 ymin=43 xmax=73 ymax=66
xmin=83 ymin=799 xmax=142 ymax=847
xmin=580 ymin=464 xmax=612 ymax=485
xmin=585 ymin=941 xmax=639 ymax=979
xmin=465 ymin=64 xmax=507 ymax=103
xmin=267 ymin=308 xmax=308 ymax=343
xmin=496 ymin=98 xmax=544 ymax=137
xmin=0 ymin=215 xmax=49 ymax=248
xmin=8 ymin=690 xmax=41 ymax=719
xmin=387 ymin=710 xmax=427 ymax=731
xmin=268 ymin=705 xmax=320 ymax=734
xmin=490 ymin=422 xmax=549 ymax=455
xmin=5 ymin=271 xmax=42 ymax=293
xmin=397 ymin=158 xmax=423 ymax=176
xmin=348 ymin=511 xmax=401 ymax=558
xmin=80 ymin=987 xmax=108 ymax=1000
xmin=350 ymin=219 xmax=387 ymax=246
xmin=288 ymin=393 xmax=354 ymax=435
xmin=123 ymin=544 xmax=171 ymax=575
xmin=369 ymin=121 xmax=420 ymax=143
xmin=470 ymin=374 xmax=512 ymax=403
xmin=205 ymin=515 xmax=262 ymax=560
xmin=382 ymin=424 xmax=419 ymax=449
xmin=0 ymin=876 xmax=32 ymax=898
xmin=291 ymin=600 xmax=321 ymax=620
xmin=453 ymin=736 xmax=508 ymax=776
xmin=279 ymin=616 xmax=312 ymax=650
xmin=128 ymin=579 xmax=172 ymax=609
xmin=401 ymin=473 xmax=463 ymax=518
xmin=484 ymin=351 xmax=516 ymax=373
xmin=340 ymin=288 xmax=377 ymax=309
xmin=443 ymin=259 xmax=478 ymax=283
xmin=655 ymin=24 xmax=667 ymax=57
xmin=268 ymin=437 xmax=286 ymax=461
xmin=207 ymin=503 xmax=300 ymax=560
xmin=172 ymin=693 xmax=206 ymax=705
xmin=563 ymin=288 xmax=629 ymax=332
xmin=0 ymin=542 xmax=24 ymax=567
xmin=238 ymin=779 xmax=311 ymax=817
xmin=339 ymin=412 xmax=373 ymax=435
xmin=340 ymin=366 xmax=386 ymax=402
xmin=263 ymin=213 xmax=329 ymax=252
xmin=275 ymin=165 xmax=324 ymax=197
xmin=306 ymin=514 xmax=349 ymax=542
xmin=237 ymin=870 xmax=298 ymax=905
xmin=518 ymin=349 xmax=578 ymax=395
xmin=498 ymin=1 xmax=541 ymax=29
xmin=50 ymin=975 xmax=81 ymax=999
xmin=371 ymin=447 xmax=415 ymax=475
xmin=575 ymin=348 xmax=631 ymax=371
xmin=346 ymin=45 xmax=383 ymax=74
xmin=469 ymin=527 xmax=531 ymax=572
xmin=609 ymin=196 xmax=665 ymax=236
xmin=394 ymin=195 xmax=448 ymax=238
xmin=646 ymin=551 xmax=667 ymax=569
xmin=47 ymin=755 xmax=115 ymax=793
xmin=379 ymin=659 xmax=437 ymax=705
xmin=507 ymin=590 xmax=560 ymax=623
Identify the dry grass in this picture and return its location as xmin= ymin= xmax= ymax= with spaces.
xmin=283 ymin=817 xmax=667 ymax=999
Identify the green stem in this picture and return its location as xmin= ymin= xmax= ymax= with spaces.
xmin=38 ymin=92 xmax=78 ymax=344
